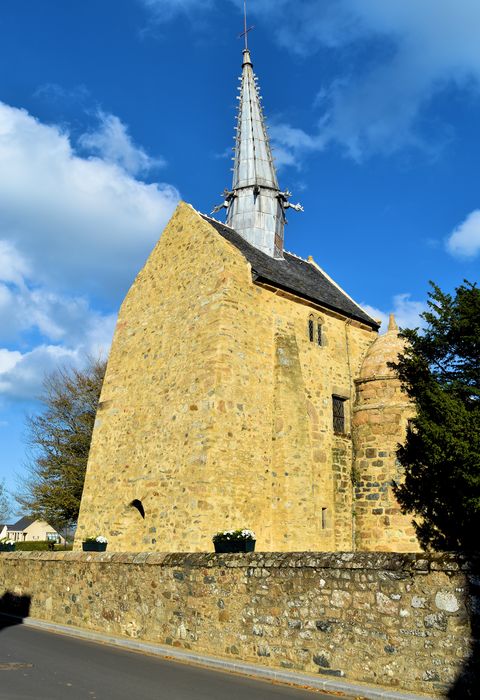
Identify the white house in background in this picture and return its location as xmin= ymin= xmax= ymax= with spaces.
xmin=0 ymin=523 xmax=8 ymax=540
xmin=7 ymin=517 xmax=65 ymax=544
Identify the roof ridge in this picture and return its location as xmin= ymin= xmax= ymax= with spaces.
xmin=306 ymin=255 xmax=377 ymax=324
xmin=200 ymin=212 xmax=236 ymax=231
xmin=10 ymin=515 xmax=36 ymax=530
xmin=284 ymin=249 xmax=309 ymax=263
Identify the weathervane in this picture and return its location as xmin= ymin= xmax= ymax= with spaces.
xmin=239 ymin=0 xmax=254 ymax=49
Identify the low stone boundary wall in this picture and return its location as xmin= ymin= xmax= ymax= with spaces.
xmin=0 ymin=551 xmax=478 ymax=697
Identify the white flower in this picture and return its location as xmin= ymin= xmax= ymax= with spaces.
xmin=241 ymin=529 xmax=256 ymax=540
xmin=212 ymin=527 xmax=256 ymax=542
xmin=95 ymin=536 xmax=108 ymax=544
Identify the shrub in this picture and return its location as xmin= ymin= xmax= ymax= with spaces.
xmin=15 ymin=541 xmax=51 ymax=551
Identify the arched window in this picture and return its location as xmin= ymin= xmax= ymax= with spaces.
xmin=308 ymin=315 xmax=323 ymax=346
xmin=308 ymin=317 xmax=315 ymax=342
xmin=129 ymin=499 xmax=145 ymax=519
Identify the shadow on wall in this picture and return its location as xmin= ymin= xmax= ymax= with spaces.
xmin=448 ymin=555 xmax=480 ymax=700
xmin=0 ymin=592 xmax=31 ymax=632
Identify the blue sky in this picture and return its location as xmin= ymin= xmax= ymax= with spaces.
xmin=1 ymin=0 xmax=479 ymax=503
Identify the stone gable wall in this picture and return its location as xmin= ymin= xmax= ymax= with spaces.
xmin=75 ymin=202 xmax=377 ymax=553
xmin=0 ymin=552 xmax=476 ymax=697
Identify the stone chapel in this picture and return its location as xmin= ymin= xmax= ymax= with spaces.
xmin=75 ymin=45 xmax=421 ymax=554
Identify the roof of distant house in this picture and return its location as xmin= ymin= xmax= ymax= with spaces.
xmin=202 ymin=215 xmax=379 ymax=330
xmin=9 ymin=516 xmax=36 ymax=531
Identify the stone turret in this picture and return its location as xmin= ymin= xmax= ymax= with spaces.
xmin=352 ymin=315 xmax=421 ymax=552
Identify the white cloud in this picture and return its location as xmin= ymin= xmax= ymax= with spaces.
xmin=0 ymin=278 xmax=116 ymax=348
xmin=0 ymin=313 xmax=115 ymax=401
xmin=0 ymin=240 xmax=30 ymax=287
xmin=0 ymin=242 xmax=116 ymax=401
xmin=0 ymin=330 xmax=115 ymax=402
xmin=0 ymin=102 xmax=177 ymax=403
xmin=0 ymin=345 xmax=78 ymax=401
xmin=79 ymin=111 xmax=165 ymax=176
xmin=249 ymin=0 xmax=480 ymax=159
xmin=0 ymin=350 xmax=22 ymax=374
xmin=446 ymin=210 xmax=480 ymax=259
xmin=0 ymin=101 xmax=179 ymax=301
xmin=362 ymin=293 xmax=427 ymax=334
xmin=270 ymin=122 xmax=326 ymax=171
xmin=143 ymin=0 xmax=480 ymax=161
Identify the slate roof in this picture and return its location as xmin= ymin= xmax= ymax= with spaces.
xmin=202 ymin=215 xmax=379 ymax=330
xmin=9 ymin=516 xmax=35 ymax=531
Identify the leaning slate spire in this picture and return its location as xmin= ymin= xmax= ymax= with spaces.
xmin=213 ymin=18 xmax=302 ymax=258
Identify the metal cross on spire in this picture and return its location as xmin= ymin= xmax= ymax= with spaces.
xmin=239 ymin=0 xmax=254 ymax=49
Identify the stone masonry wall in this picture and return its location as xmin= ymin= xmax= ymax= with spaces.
xmin=0 ymin=552 xmax=477 ymax=698
xmin=75 ymin=203 xmax=376 ymax=553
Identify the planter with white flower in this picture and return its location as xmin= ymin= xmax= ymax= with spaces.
xmin=82 ymin=536 xmax=108 ymax=552
xmin=212 ymin=529 xmax=256 ymax=553
xmin=0 ymin=539 xmax=15 ymax=552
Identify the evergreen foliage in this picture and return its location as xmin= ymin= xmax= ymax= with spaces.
xmin=392 ymin=281 xmax=480 ymax=551
xmin=16 ymin=358 xmax=106 ymax=530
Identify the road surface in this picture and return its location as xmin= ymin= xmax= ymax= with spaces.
xmin=0 ymin=618 xmax=338 ymax=700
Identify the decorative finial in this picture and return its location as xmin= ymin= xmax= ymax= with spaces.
xmin=388 ymin=313 xmax=398 ymax=332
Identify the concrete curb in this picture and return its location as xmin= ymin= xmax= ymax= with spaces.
xmin=9 ymin=615 xmax=433 ymax=700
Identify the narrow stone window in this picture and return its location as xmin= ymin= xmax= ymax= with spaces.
xmin=321 ymin=508 xmax=327 ymax=530
xmin=130 ymin=499 xmax=145 ymax=519
xmin=308 ymin=315 xmax=324 ymax=346
xmin=332 ymin=395 xmax=346 ymax=435
xmin=308 ymin=317 xmax=314 ymax=342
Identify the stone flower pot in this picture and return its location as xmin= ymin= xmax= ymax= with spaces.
xmin=82 ymin=541 xmax=107 ymax=552
xmin=214 ymin=539 xmax=255 ymax=553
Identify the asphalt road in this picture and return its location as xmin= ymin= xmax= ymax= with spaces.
xmin=0 ymin=618 xmax=336 ymax=700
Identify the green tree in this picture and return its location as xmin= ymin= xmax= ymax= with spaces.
xmin=392 ymin=281 xmax=480 ymax=551
xmin=16 ymin=358 xmax=107 ymax=530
